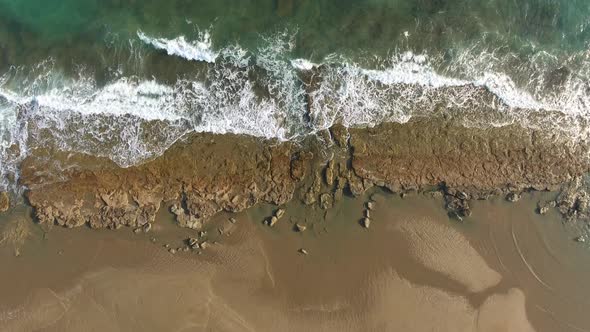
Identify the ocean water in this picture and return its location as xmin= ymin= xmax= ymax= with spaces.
xmin=0 ymin=0 xmax=589 ymax=190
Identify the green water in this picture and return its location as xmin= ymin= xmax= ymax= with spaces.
xmin=0 ymin=0 xmax=588 ymax=68
xmin=0 ymin=0 xmax=588 ymax=192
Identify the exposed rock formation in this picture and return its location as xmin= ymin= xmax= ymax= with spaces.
xmin=19 ymin=116 xmax=590 ymax=230
xmin=21 ymin=134 xmax=302 ymax=230
xmin=349 ymin=118 xmax=589 ymax=196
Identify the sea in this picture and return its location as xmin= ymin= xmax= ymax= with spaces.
xmin=0 ymin=0 xmax=589 ymax=190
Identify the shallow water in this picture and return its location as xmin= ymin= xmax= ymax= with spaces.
xmin=0 ymin=191 xmax=588 ymax=331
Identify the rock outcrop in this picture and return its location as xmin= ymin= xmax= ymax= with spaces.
xmin=349 ymin=118 xmax=589 ymax=196
xmin=19 ymin=116 xmax=590 ymax=230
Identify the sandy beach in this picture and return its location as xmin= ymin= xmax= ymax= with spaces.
xmin=1 ymin=189 xmax=589 ymax=331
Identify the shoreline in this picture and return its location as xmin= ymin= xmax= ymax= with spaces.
xmin=14 ymin=115 xmax=590 ymax=231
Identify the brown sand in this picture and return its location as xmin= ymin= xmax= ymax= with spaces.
xmin=0 ymin=191 xmax=588 ymax=331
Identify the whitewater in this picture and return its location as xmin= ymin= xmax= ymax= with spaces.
xmin=0 ymin=29 xmax=588 ymax=191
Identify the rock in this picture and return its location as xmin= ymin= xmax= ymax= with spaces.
xmin=362 ymin=217 xmax=371 ymax=228
xmin=347 ymin=175 xmax=365 ymax=197
xmin=0 ymin=192 xmax=9 ymax=212
xmin=333 ymin=177 xmax=345 ymax=202
xmin=366 ymin=201 xmax=375 ymax=210
xmin=538 ymin=206 xmax=549 ymax=215
xmin=320 ymin=193 xmax=333 ymax=210
xmin=364 ymin=210 xmax=371 ymax=218
xmin=268 ymin=216 xmax=279 ymax=227
xmin=143 ymin=223 xmax=152 ymax=233
xmin=575 ymin=236 xmax=586 ymax=243
xmin=329 ymin=124 xmax=349 ymax=148
xmin=349 ymin=118 xmax=590 ymax=198
xmin=506 ymin=193 xmax=521 ymax=202
xmin=303 ymin=192 xmax=317 ymax=205
xmin=187 ymin=238 xmax=199 ymax=249
xmin=200 ymin=241 xmax=209 ymax=249
xmin=324 ymin=159 xmax=335 ymax=186
xmin=133 ymin=227 xmax=142 ymax=234
xmin=229 ymin=217 xmax=237 ymax=224
xmin=22 ymin=131 xmax=302 ymax=231
xmin=445 ymin=195 xmax=471 ymax=218
xmin=290 ymin=152 xmax=310 ymax=181
xmin=537 ymin=201 xmax=552 ymax=215
xmin=449 ymin=211 xmax=464 ymax=223
xmin=275 ymin=208 xmax=286 ymax=219
xmin=298 ymin=248 xmax=308 ymax=255
xmin=295 ymin=223 xmax=307 ymax=232
xmin=18 ymin=114 xmax=590 ymax=234
xmin=169 ymin=248 xmax=176 ymax=254
xmin=430 ymin=191 xmax=443 ymax=198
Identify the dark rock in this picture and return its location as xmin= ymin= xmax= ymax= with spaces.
xmin=445 ymin=194 xmax=471 ymax=219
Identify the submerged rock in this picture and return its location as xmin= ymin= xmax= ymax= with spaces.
xmin=445 ymin=194 xmax=471 ymax=219
xmin=298 ymin=248 xmax=308 ymax=255
xmin=143 ymin=223 xmax=152 ymax=233
xmin=362 ymin=218 xmax=371 ymax=228
xmin=275 ymin=208 xmax=286 ymax=219
xmin=320 ymin=193 xmax=334 ymax=210
xmin=267 ymin=216 xmax=279 ymax=227
xmin=506 ymin=193 xmax=521 ymax=203
xmin=538 ymin=206 xmax=549 ymax=215
xmin=187 ymin=237 xmax=199 ymax=249
xmin=295 ymin=223 xmax=307 ymax=232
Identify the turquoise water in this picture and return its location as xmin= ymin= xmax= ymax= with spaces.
xmin=1 ymin=0 xmax=589 ymax=67
xmin=0 ymin=0 xmax=589 ymax=190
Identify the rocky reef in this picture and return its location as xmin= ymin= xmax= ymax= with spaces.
xmin=17 ymin=115 xmax=590 ymax=230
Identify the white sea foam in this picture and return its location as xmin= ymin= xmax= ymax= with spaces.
xmin=137 ymin=30 xmax=218 ymax=63
xmin=290 ymin=58 xmax=318 ymax=71
xmin=0 ymin=29 xmax=589 ymax=192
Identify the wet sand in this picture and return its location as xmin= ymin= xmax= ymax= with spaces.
xmin=1 ymin=190 xmax=589 ymax=331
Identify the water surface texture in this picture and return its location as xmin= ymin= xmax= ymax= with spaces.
xmin=0 ymin=0 xmax=589 ymax=190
